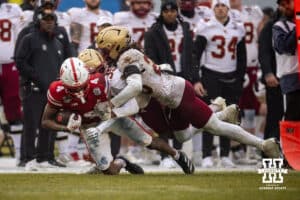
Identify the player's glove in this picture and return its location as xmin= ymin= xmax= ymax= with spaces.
xmin=67 ymin=113 xmax=82 ymax=132
xmin=94 ymin=101 xmax=112 ymax=121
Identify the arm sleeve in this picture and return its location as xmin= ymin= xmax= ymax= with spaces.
xmin=112 ymin=98 xmax=140 ymax=117
xmin=272 ymin=23 xmax=297 ymax=55
xmin=236 ymin=38 xmax=247 ymax=80
xmin=258 ymin=21 xmax=274 ymax=76
xmin=110 ymin=73 xmax=143 ymax=108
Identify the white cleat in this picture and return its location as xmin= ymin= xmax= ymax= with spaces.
xmin=192 ymin=151 xmax=202 ymax=167
xmin=218 ymin=104 xmax=240 ymax=124
xmin=220 ymin=157 xmax=236 ymax=168
xmin=202 ymin=156 xmax=214 ymax=168
xmin=57 ymin=154 xmax=93 ymax=168
xmin=160 ymin=157 xmax=177 ymax=169
xmin=211 ymin=97 xmax=227 ymax=111
xmin=262 ymin=138 xmax=281 ymax=158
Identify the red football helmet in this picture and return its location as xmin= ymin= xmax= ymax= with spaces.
xmin=60 ymin=57 xmax=90 ymax=103
xmin=127 ymin=0 xmax=153 ymax=18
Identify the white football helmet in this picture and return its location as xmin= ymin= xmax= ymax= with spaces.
xmin=60 ymin=57 xmax=90 ymax=103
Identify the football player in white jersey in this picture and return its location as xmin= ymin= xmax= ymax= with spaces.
xmin=178 ymin=0 xmax=213 ymax=35
xmin=0 ymin=0 xmax=24 ymax=166
xmin=230 ymin=0 xmax=265 ymax=161
xmin=193 ymin=0 xmax=247 ymax=167
xmin=114 ymin=0 xmax=157 ymax=48
xmin=95 ymin=26 xmax=281 ymax=163
xmin=68 ymin=0 xmax=112 ymax=53
xmin=177 ymin=0 xmax=213 ymax=167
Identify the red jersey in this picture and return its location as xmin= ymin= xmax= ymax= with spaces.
xmin=47 ymin=73 xmax=107 ymax=124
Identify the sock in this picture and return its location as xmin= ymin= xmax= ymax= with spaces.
xmin=173 ymin=150 xmax=180 ymax=160
xmin=114 ymin=158 xmax=126 ymax=167
xmin=56 ymin=131 xmax=69 ymax=156
xmin=10 ymin=133 xmax=21 ymax=160
xmin=67 ymin=134 xmax=80 ymax=155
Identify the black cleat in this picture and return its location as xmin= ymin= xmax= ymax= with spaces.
xmin=117 ymin=156 xmax=144 ymax=174
xmin=175 ymin=151 xmax=195 ymax=174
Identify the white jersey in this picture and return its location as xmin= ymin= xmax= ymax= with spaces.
xmin=55 ymin=10 xmax=72 ymax=39
xmin=0 ymin=3 xmax=23 ymax=63
xmin=231 ymin=6 xmax=263 ymax=67
xmin=113 ymin=11 xmax=157 ymax=48
xmin=19 ymin=10 xmax=33 ymax=30
xmin=163 ymin=24 xmax=183 ymax=72
xmin=181 ymin=6 xmax=213 ymax=36
xmin=68 ymin=7 xmax=112 ymax=52
xmin=116 ymin=49 xmax=186 ymax=108
xmin=195 ymin=17 xmax=245 ymax=73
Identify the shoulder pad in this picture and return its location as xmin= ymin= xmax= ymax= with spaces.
xmin=117 ymin=49 xmax=143 ymax=72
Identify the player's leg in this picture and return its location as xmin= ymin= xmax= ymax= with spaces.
xmin=106 ymin=117 xmax=194 ymax=174
xmin=203 ymin=114 xmax=280 ymax=158
xmin=83 ymin=126 xmax=144 ymax=175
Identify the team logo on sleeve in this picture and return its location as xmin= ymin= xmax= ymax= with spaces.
xmin=63 ymin=96 xmax=72 ymax=104
xmin=93 ymin=88 xmax=101 ymax=96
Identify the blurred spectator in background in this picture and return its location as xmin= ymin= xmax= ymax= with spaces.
xmin=273 ymin=0 xmax=300 ymax=121
xmin=20 ymin=0 xmax=37 ymax=11
xmin=144 ymin=0 xmax=195 ymax=168
xmin=177 ymin=0 xmax=213 ymax=167
xmin=68 ymin=0 xmax=112 ymax=54
xmin=0 ymin=0 xmax=24 ymax=166
xmin=258 ymin=7 xmax=283 ymax=146
xmin=194 ymin=0 xmax=246 ymax=168
xmin=114 ymin=0 xmax=157 ymax=48
xmin=15 ymin=9 xmax=67 ymax=170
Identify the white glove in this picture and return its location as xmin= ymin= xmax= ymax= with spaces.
xmin=94 ymin=101 xmax=112 ymax=121
xmin=67 ymin=113 xmax=82 ymax=132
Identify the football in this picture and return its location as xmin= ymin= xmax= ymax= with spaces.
xmin=55 ymin=110 xmax=73 ymax=125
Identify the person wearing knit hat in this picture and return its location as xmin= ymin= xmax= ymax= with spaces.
xmin=161 ymin=0 xmax=178 ymax=11
xmin=144 ymin=0 xmax=196 ymax=169
xmin=194 ymin=0 xmax=247 ymax=168
xmin=211 ymin=0 xmax=230 ymax=8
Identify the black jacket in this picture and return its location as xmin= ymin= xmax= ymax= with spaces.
xmin=144 ymin=19 xmax=198 ymax=83
xmin=14 ymin=8 xmax=75 ymax=59
xmin=258 ymin=19 xmax=278 ymax=84
xmin=15 ymin=28 xmax=66 ymax=92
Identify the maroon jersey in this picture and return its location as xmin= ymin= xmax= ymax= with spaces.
xmin=47 ymin=73 xmax=107 ymax=124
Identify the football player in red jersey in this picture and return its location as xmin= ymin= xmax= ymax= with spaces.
xmin=42 ymin=57 xmax=195 ymax=174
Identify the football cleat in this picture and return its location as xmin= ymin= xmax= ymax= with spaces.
xmin=219 ymin=104 xmax=241 ymax=125
xmin=211 ymin=97 xmax=227 ymax=111
xmin=262 ymin=138 xmax=281 ymax=158
xmin=175 ymin=151 xmax=195 ymax=174
xmin=117 ymin=156 xmax=144 ymax=174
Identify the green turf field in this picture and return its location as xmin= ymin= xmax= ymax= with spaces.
xmin=0 ymin=172 xmax=299 ymax=200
